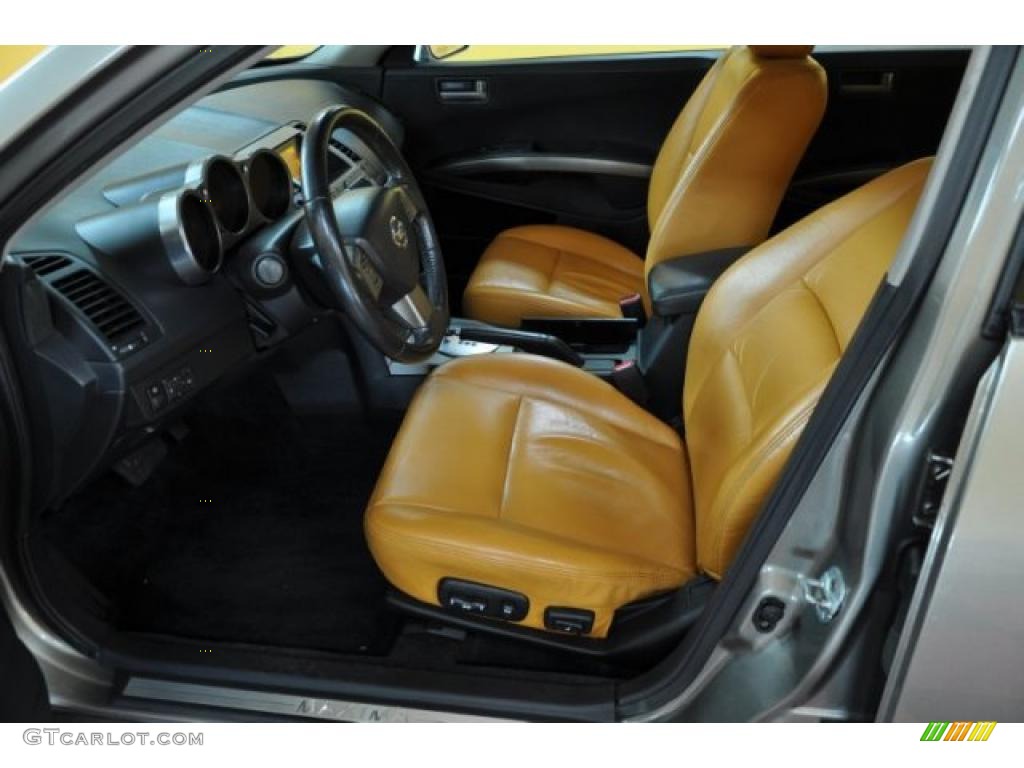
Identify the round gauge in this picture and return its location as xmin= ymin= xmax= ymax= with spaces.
xmin=247 ymin=150 xmax=292 ymax=221
xmin=204 ymin=157 xmax=250 ymax=234
xmin=178 ymin=189 xmax=223 ymax=273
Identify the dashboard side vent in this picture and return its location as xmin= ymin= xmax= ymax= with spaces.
xmin=23 ymin=253 xmax=72 ymax=277
xmin=51 ymin=270 xmax=146 ymax=343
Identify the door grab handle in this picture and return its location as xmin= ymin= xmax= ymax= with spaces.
xmin=437 ymin=78 xmax=488 ymax=103
xmin=839 ymin=71 xmax=895 ymax=95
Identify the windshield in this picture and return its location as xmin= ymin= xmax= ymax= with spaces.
xmin=427 ymin=44 xmax=721 ymax=62
xmin=265 ymin=45 xmax=319 ymax=62
xmin=2 ymin=46 xmax=315 ymax=88
xmin=0 ymin=45 xmax=47 ymax=87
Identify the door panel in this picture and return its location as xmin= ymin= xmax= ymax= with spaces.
xmin=378 ymin=51 xmax=715 ymax=303
xmin=0 ymin=329 xmax=51 ymax=722
xmin=377 ymin=47 xmax=968 ymax=310
xmin=776 ymin=48 xmax=970 ymax=228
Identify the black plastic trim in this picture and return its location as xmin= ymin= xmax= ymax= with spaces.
xmin=982 ymin=213 xmax=1024 ymax=339
xmin=389 ymin=578 xmax=715 ymax=662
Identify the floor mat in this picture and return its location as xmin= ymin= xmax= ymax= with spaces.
xmin=42 ymin=374 xmax=401 ymax=655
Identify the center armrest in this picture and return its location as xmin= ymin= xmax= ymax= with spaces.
xmin=639 ymin=246 xmax=751 ymax=420
xmin=647 ymin=246 xmax=751 ymax=318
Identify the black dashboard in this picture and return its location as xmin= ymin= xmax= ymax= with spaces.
xmin=6 ymin=77 xmax=403 ymax=509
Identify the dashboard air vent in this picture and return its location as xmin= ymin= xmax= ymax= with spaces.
xmin=23 ymin=253 xmax=72 ymax=276
xmin=51 ymin=270 xmax=146 ymax=342
xmin=330 ymin=140 xmax=361 ymax=165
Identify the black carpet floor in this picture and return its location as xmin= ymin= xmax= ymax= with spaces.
xmin=42 ymin=374 xmax=401 ymax=655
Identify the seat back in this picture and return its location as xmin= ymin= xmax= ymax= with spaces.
xmin=645 ymin=45 xmax=827 ymax=281
xmin=682 ymin=158 xmax=933 ymax=578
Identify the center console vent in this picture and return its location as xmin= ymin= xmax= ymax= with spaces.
xmin=51 ymin=269 xmax=147 ymax=347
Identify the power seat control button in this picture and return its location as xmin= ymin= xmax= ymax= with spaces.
xmin=448 ymin=596 xmax=487 ymax=614
xmin=437 ymin=578 xmax=529 ymax=623
xmin=544 ymin=606 xmax=595 ymax=635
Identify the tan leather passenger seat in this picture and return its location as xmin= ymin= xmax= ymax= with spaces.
xmin=367 ymin=159 xmax=933 ymax=637
xmin=463 ymin=45 xmax=828 ymax=327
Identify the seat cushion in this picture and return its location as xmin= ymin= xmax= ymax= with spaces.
xmin=365 ymin=354 xmax=696 ymax=637
xmin=462 ymin=225 xmax=644 ymax=327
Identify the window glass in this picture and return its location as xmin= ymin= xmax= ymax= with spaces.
xmin=0 ymin=45 xmax=47 ymax=86
xmin=427 ymin=45 xmax=722 ymax=63
xmin=266 ymin=46 xmax=320 ymax=62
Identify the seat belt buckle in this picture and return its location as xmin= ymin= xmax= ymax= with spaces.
xmin=619 ymin=292 xmax=647 ymax=327
xmin=610 ymin=359 xmax=648 ymax=405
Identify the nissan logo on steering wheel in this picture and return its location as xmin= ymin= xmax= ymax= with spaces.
xmin=389 ymin=215 xmax=408 ymax=249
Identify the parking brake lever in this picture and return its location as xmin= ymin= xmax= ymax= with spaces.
xmin=458 ymin=326 xmax=585 ymax=367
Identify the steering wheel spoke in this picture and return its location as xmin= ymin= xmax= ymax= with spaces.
xmin=344 ymin=241 xmax=385 ymax=300
xmin=390 ymin=284 xmax=433 ymax=332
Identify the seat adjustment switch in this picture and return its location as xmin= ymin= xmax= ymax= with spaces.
xmin=438 ymin=578 xmax=528 ymax=622
xmin=544 ymin=606 xmax=595 ymax=635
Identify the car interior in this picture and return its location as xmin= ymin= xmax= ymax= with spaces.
xmin=1 ymin=44 xmax=971 ymax=712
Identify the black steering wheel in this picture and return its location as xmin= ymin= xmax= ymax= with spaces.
xmin=299 ymin=106 xmax=448 ymax=362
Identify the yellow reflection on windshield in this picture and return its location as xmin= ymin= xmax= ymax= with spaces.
xmin=431 ymin=45 xmax=723 ymax=62
xmin=267 ymin=46 xmax=319 ymax=61
xmin=0 ymin=45 xmax=47 ymax=86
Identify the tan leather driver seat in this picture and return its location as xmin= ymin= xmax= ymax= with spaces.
xmin=462 ymin=45 xmax=828 ymax=327
xmin=367 ymin=159 xmax=932 ymax=637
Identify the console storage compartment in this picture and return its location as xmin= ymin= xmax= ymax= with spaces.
xmin=519 ymin=317 xmax=638 ymax=353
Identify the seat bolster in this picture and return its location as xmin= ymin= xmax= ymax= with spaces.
xmin=365 ymin=502 xmax=690 ymax=637
xmin=683 ymin=159 xmax=933 ymax=578
xmin=463 ymin=225 xmax=644 ymax=326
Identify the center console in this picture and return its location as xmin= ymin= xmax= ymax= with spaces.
xmin=386 ymin=317 xmax=638 ymax=379
xmin=361 ymin=246 xmax=752 ymax=418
